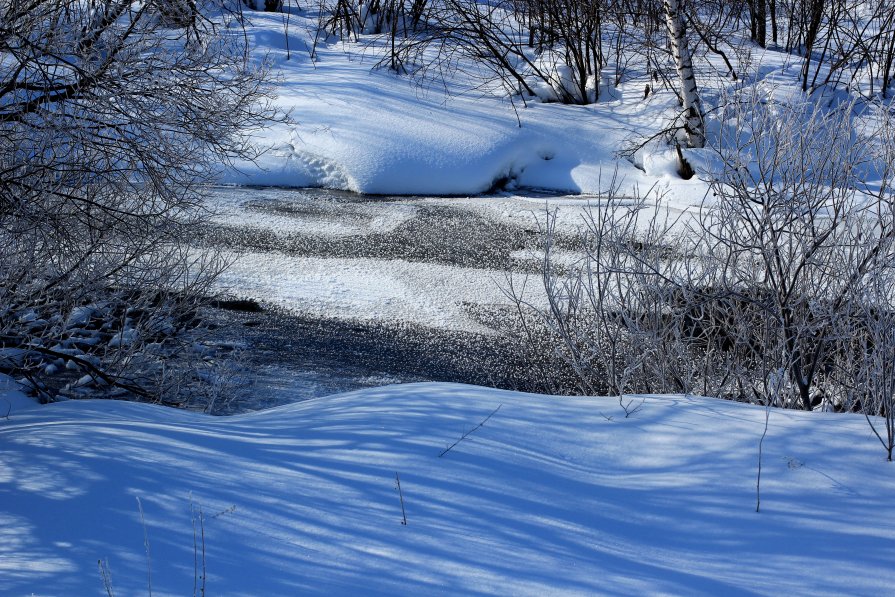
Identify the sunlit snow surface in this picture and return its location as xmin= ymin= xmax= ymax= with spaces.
xmin=220 ymin=11 xmax=713 ymax=203
xmin=210 ymin=186 xmax=420 ymax=237
xmin=2 ymin=378 xmax=894 ymax=595
xmin=204 ymin=187 xmax=689 ymax=333
xmin=206 ymin=187 xmax=558 ymax=333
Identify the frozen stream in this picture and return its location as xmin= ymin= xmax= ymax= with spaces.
xmin=197 ymin=186 xmax=589 ymax=412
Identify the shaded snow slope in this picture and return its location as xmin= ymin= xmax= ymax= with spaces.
xmin=3 ymin=381 xmax=894 ymax=595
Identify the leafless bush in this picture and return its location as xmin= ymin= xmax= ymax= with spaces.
xmin=698 ymin=93 xmax=895 ymax=409
xmin=842 ymin=276 xmax=895 ymax=461
xmin=0 ymin=0 xmax=277 ymax=405
xmin=513 ymin=92 xmax=895 ymax=426
xmin=506 ymin=179 xmax=706 ymax=404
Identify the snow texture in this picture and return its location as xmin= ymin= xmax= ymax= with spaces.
xmin=6 ymin=9 xmax=895 ymax=597
xmin=2 ymin=378 xmax=894 ymax=595
xmin=220 ymin=11 xmax=711 ymax=203
xmin=213 ymin=251 xmax=541 ymax=332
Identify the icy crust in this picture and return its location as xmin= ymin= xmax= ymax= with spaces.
xmin=3 ymin=382 xmax=894 ymax=595
xmin=208 ymin=186 xmax=420 ymax=237
xmin=212 ymin=252 xmax=543 ymax=332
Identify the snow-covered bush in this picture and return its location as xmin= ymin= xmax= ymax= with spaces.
xmin=516 ymin=93 xmax=895 ymax=422
xmin=842 ymin=274 xmax=895 ymax=461
xmin=0 ymin=0 xmax=276 ymax=405
xmin=508 ymin=182 xmax=752 ymax=401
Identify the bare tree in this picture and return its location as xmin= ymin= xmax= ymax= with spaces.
xmin=746 ymin=0 xmax=767 ymax=47
xmin=0 ymin=0 xmax=277 ymax=404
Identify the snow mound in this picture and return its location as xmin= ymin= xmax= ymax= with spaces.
xmin=218 ymin=12 xmax=711 ymax=204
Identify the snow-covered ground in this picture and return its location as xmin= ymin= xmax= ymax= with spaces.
xmin=205 ymin=187 xmax=563 ymax=332
xmin=216 ymin=251 xmax=532 ymax=331
xmin=202 ymin=7 xmax=777 ymax=333
xmin=221 ymin=9 xmax=714 ymax=204
xmin=204 ymin=186 xmax=689 ymax=333
xmin=203 ymin=7 xmax=819 ymax=335
xmin=3 ymin=377 xmax=894 ymax=596
xmin=7 ymin=7 xmax=895 ymax=596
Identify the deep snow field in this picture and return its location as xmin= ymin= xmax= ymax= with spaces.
xmin=5 ymin=5 xmax=895 ymax=596
xmin=3 ymin=377 xmax=895 ymax=596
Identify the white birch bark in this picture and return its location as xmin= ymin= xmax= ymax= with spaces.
xmin=664 ymin=0 xmax=705 ymax=148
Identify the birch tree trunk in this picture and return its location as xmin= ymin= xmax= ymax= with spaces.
xmin=664 ymin=0 xmax=705 ymax=148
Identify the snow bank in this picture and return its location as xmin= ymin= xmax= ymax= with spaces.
xmin=220 ymin=11 xmax=711 ymax=204
xmin=3 ymin=381 xmax=894 ymax=595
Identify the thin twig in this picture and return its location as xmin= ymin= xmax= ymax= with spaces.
xmin=620 ymin=394 xmax=644 ymax=418
xmin=190 ymin=495 xmax=199 ymax=597
xmin=98 ymin=558 xmax=115 ymax=597
xmin=756 ymin=405 xmax=770 ymax=513
xmin=439 ymin=404 xmax=502 ymax=457
xmin=200 ymin=507 xmax=206 ymax=597
xmin=136 ymin=497 xmax=152 ymax=596
xmin=395 ymin=472 xmax=407 ymax=526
